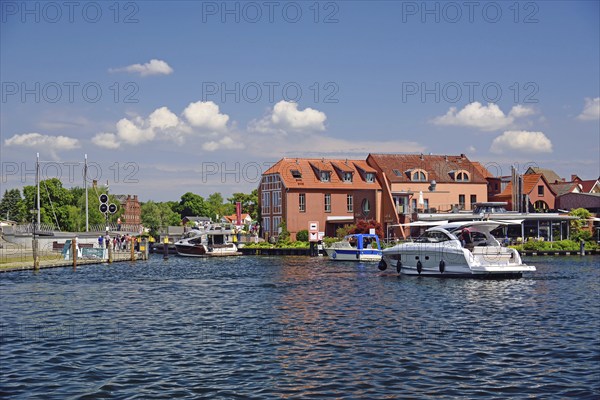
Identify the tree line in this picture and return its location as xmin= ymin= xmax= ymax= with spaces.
xmin=0 ymin=180 xmax=258 ymax=236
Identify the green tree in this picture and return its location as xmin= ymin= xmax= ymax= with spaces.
xmin=228 ymin=190 xmax=259 ymax=220
xmin=569 ymin=208 xmax=592 ymax=242
xmin=142 ymin=201 xmax=181 ymax=237
xmin=22 ymin=178 xmax=74 ymax=228
xmin=176 ymin=192 xmax=207 ymax=218
xmin=0 ymin=189 xmax=24 ymax=221
xmin=206 ymin=192 xmax=230 ymax=221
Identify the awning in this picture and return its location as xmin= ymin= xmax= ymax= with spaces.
xmin=326 ymin=216 xmax=354 ymax=222
xmin=391 ymin=220 xmax=449 ymax=227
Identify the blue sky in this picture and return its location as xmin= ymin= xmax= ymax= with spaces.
xmin=1 ymin=0 xmax=599 ymax=201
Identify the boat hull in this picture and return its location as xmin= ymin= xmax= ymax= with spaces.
xmin=328 ymin=248 xmax=382 ymax=262
xmin=175 ymin=244 xmax=207 ymax=257
xmin=382 ymin=243 xmax=535 ymax=278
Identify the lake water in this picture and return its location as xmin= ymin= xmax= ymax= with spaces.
xmin=1 ymin=255 xmax=599 ymax=399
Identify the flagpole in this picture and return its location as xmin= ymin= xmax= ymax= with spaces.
xmin=85 ymin=154 xmax=89 ymax=232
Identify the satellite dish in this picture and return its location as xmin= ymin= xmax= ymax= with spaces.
xmin=108 ymin=203 xmax=118 ymax=214
xmin=99 ymin=194 xmax=109 ymax=204
xmin=99 ymin=203 xmax=108 ymax=213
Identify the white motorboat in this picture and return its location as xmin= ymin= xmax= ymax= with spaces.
xmin=325 ymin=233 xmax=382 ymax=262
xmin=379 ymin=221 xmax=535 ymax=278
xmin=174 ymin=225 xmax=240 ymax=257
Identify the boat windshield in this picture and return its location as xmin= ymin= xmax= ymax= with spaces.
xmin=414 ymin=230 xmax=453 ymax=243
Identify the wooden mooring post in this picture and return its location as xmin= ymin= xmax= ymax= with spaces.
xmin=72 ymin=237 xmax=77 ymax=269
xmin=32 ymin=238 xmax=40 ymax=271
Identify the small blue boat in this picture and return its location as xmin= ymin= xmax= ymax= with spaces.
xmin=325 ymin=233 xmax=382 ymax=262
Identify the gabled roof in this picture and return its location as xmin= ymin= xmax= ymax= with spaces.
xmin=550 ymin=182 xmax=581 ymax=196
xmin=497 ymin=173 xmax=557 ymax=197
xmin=471 ymin=162 xmax=493 ymax=179
xmin=263 ymin=158 xmax=381 ymax=190
xmin=367 ymin=153 xmax=487 ymax=184
xmin=525 ymin=167 xmax=563 ymax=184
xmin=579 ymin=179 xmax=600 ymax=193
xmin=223 ymin=213 xmax=251 ymax=223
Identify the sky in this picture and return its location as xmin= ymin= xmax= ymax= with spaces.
xmin=1 ymin=0 xmax=599 ymax=202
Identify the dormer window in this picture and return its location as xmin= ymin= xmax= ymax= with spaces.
xmin=343 ymin=172 xmax=353 ymax=182
xmin=450 ymin=170 xmax=470 ymax=182
xmin=366 ymin=172 xmax=375 ymax=183
xmin=456 ymin=172 xmax=469 ymax=182
xmin=320 ymin=171 xmax=331 ymax=182
xmin=291 ymin=169 xmax=302 ymax=179
xmin=411 ymin=170 xmax=427 ymax=182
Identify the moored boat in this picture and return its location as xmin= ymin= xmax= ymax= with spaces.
xmin=325 ymin=233 xmax=382 ymax=262
xmin=380 ymin=221 xmax=535 ymax=278
xmin=174 ymin=225 xmax=241 ymax=257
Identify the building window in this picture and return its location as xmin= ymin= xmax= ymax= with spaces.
xmin=263 ymin=217 xmax=270 ymax=235
xmin=261 ymin=191 xmax=270 ymax=214
xmin=459 ymin=194 xmax=466 ymax=209
xmin=534 ymin=200 xmax=549 ymax=212
xmin=423 ymin=198 xmax=429 ymax=211
xmin=299 ymin=193 xmax=306 ymax=213
xmin=273 ymin=216 xmax=281 ymax=234
xmin=411 ymin=170 xmax=427 ymax=182
xmin=343 ymin=172 xmax=353 ymax=182
xmin=411 ymin=199 xmax=417 ymax=212
xmin=362 ymin=198 xmax=370 ymax=214
xmin=325 ymin=193 xmax=331 ymax=212
xmin=470 ymin=195 xmax=477 ymax=208
xmin=273 ymin=191 xmax=282 ymax=214
xmin=366 ymin=172 xmax=375 ymax=183
xmin=321 ymin=171 xmax=331 ymax=182
xmin=347 ymin=194 xmax=353 ymax=212
xmin=538 ymin=185 xmax=544 ymax=196
xmin=456 ymin=172 xmax=469 ymax=182
xmin=393 ymin=169 xmax=402 ymax=177
xmin=291 ymin=169 xmax=302 ymax=179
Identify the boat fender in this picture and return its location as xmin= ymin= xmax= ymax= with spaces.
xmin=396 ymin=260 xmax=402 ymax=273
xmin=332 ymin=252 xmax=337 ymax=259
xmin=417 ymin=260 xmax=423 ymax=275
xmin=378 ymin=259 xmax=387 ymax=271
xmin=356 ymin=251 xmax=360 ymax=260
xmin=439 ymin=260 xmax=445 ymax=274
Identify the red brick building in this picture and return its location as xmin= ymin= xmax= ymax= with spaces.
xmin=259 ymin=158 xmax=382 ymax=240
xmin=115 ymin=194 xmax=141 ymax=227
xmin=491 ymin=173 xmax=557 ymax=211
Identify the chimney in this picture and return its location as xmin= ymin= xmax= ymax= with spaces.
xmin=134 ymin=195 xmax=138 ymax=201
xmin=460 ymin=153 xmax=466 ymax=159
xmin=571 ymin=174 xmax=577 ymax=181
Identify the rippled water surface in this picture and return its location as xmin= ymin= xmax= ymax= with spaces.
xmin=1 ymin=255 xmax=599 ymax=399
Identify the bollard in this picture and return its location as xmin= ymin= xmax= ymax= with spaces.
xmin=580 ymin=240 xmax=585 ymax=256
xmin=163 ymin=236 xmax=169 ymax=260
xmin=72 ymin=237 xmax=77 ymax=269
xmin=141 ymin=238 xmax=148 ymax=260
xmin=131 ymin=238 xmax=135 ymax=261
xmin=32 ymin=238 xmax=40 ymax=271
xmin=108 ymin=242 xmax=113 ymax=263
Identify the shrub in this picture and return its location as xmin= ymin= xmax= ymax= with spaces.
xmin=296 ymin=230 xmax=309 ymax=242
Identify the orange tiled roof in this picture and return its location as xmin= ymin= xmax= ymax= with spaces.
xmin=367 ymin=153 xmax=487 ymax=183
xmin=263 ymin=158 xmax=381 ymax=190
xmin=472 ymin=161 xmax=493 ymax=179
xmin=498 ymin=174 xmax=557 ymax=197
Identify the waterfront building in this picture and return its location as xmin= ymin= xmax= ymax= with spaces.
xmin=114 ymin=194 xmax=141 ymax=228
xmin=366 ymin=153 xmax=489 ymax=238
xmin=259 ymin=158 xmax=382 ymax=240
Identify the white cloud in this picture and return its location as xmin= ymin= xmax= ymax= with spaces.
xmin=4 ymin=132 xmax=80 ymax=159
xmin=576 ymin=97 xmax=600 ymax=121
xmin=183 ymin=101 xmax=229 ymax=131
xmin=93 ymin=102 xmax=233 ymax=150
xmin=109 ymin=59 xmax=173 ymax=77
xmin=432 ymin=102 xmax=535 ymax=131
xmin=202 ymin=136 xmax=245 ymax=152
xmin=490 ymin=130 xmax=553 ymax=154
xmin=91 ymin=133 xmax=120 ymax=149
xmin=248 ymin=101 xmax=327 ymax=134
